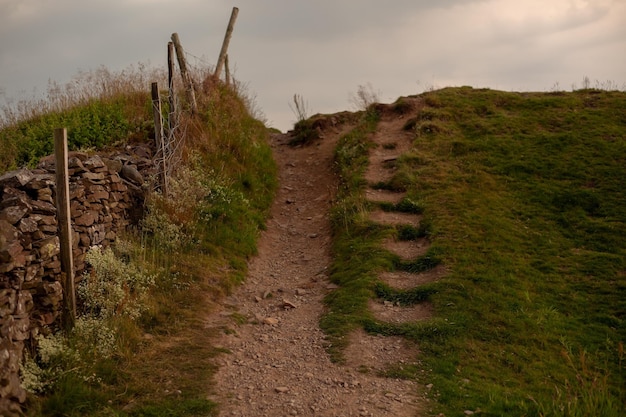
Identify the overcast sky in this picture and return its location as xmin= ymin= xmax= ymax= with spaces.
xmin=1 ymin=0 xmax=625 ymax=131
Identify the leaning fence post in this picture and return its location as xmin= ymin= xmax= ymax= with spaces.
xmin=225 ymin=54 xmax=231 ymax=86
xmin=167 ymin=41 xmax=176 ymax=135
xmin=151 ymin=82 xmax=168 ymax=196
xmin=214 ymin=7 xmax=239 ymax=80
xmin=171 ymin=32 xmax=198 ymax=115
xmin=54 ymin=128 xmax=76 ymax=328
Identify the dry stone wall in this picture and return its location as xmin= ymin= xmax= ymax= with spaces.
xmin=0 ymin=145 xmax=153 ymax=414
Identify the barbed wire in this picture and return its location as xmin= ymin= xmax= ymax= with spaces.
xmin=184 ymin=50 xmax=213 ymax=68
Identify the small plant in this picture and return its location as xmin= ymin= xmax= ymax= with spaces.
xmin=80 ymin=246 xmax=156 ymax=319
xmin=21 ymin=333 xmax=74 ymax=395
xmin=582 ymin=75 xmax=591 ymax=90
xmin=20 ymin=317 xmax=116 ymax=395
xmin=140 ymin=201 xmax=189 ymax=251
xmin=290 ymin=118 xmax=320 ymax=146
xmin=391 ymin=97 xmax=414 ymax=115
xmin=289 ymin=93 xmax=309 ymax=122
xmin=349 ymin=83 xmax=380 ymax=111
xmin=396 ymin=224 xmax=427 ymax=241
xmin=395 ymin=197 xmax=425 ymax=214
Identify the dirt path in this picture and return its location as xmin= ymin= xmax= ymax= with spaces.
xmin=207 ymin=116 xmax=426 ymax=416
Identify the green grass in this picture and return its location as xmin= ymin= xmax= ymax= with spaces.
xmin=325 ymin=87 xmax=626 ymax=416
xmin=409 ymin=87 xmax=626 ymax=416
xmin=0 ymin=92 xmax=152 ymax=172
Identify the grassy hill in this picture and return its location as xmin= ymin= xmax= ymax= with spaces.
xmin=2 ymin=77 xmax=624 ymax=416
xmin=326 ymin=87 xmax=626 ymax=416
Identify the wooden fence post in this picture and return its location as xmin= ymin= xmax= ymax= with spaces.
xmin=225 ymin=54 xmax=231 ymax=86
xmin=214 ymin=7 xmax=239 ymax=80
xmin=54 ymin=128 xmax=76 ymax=327
xmin=167 ymin=41 xmax=176 ymax=134
xmin=171 ymin=32 xmax=198 ymax=115
xmin=151 ymin=82 xmax=168 ymax=196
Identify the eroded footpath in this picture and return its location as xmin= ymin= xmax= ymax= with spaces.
xmin=207 ymin=123 xmax=423 ymax=416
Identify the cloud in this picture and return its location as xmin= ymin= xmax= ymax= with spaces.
xmin=474 ymin=0 xmax=613 ymax=43
xmin=0 ymin=0 xmax=56 ymax=27
xmin=235 ymin=0 xmax=488 ymax=41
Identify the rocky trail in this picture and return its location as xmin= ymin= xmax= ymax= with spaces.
xmin=207 ymin=99 xmax=444 ymax=416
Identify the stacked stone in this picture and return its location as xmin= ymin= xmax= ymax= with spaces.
xmin=0 ymin=148 xmax=150 ymax=414
xmin=50 ymin=153 xmax=133 ymax=276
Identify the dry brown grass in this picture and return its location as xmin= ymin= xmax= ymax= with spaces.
xmin=1 ymin=63 xmax=168 ymax=128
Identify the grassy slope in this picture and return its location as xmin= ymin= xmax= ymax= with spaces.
xmin=2 ymin=82 xmax=277 ymax=416
xmin=0 ymin=93 xmax=150 ymax=172
xmin=105 ymin=85 xmax=277 ymax=417
xmin=4 ymin=82 xmax=624 ymax=416
xmin=326 ymin=88 xmax=626 ymax=416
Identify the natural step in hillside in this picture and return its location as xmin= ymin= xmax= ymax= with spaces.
xmin=382 ymin=237 xmax=430 ymax=261
xmin=368 ymin=210 xmax=422 ymax=227
xmin=377 ymin=266 xmax=447 ymax=290
xmin=364 ymin=144 xmax=409 ymax=184
xmin=364 ymin=188 xmax=406 ymax=204
xmin=363 ymin=104 xmax=416 ymax=185
xmin=344 ymin=329 xmax=421 ymax=375
xmin=368 ymin=299 xmax=434 ymax=324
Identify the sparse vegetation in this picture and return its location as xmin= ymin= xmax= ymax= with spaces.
xmin=289 ymin=93 xmax=309 ymax=123
xmin=289 ymin=118 xmax=320 ymax=146
xmin=349 ymin=83 xmax=381 ymax=111
xmin=80 ymin=245 xmax=156 ymax=319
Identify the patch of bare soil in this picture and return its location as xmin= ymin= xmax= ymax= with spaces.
xmin=382 ymin=237 xmax=430 ymax=260
xmin=368 ymin=299 xmax=434 ymax=324
xmin=364 ymin=188 xmax=406 ymax=204
xmin=363 ymin=103 xmax=417 ymax=185
xmin=207 ymin=119 xmax=425 ymax=416
xmin=378 ymin=265 xmax=448 ymax=290
xmin=369 ymin=210 xmax=422 ymax=226
xmin=365 ymin=188 xmax=406 ymax=204
xmin=344 ymin=329 xmax=419 ymax=372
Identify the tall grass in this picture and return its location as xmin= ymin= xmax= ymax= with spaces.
xmin=0 ymin=64 xmax=168 ymax=172
xmin=6 ymin=66 xmax=278 ymax=417
xmin=1 ymin=63 xmax=165 ymax=127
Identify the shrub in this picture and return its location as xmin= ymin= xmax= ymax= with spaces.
xmin=20 ymin=317 xmax=116 ymax=395
xmin=141 ymin=153 xmax=250 ymax=252
xmin=80 ymin=246 xmax=155 ymax=319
